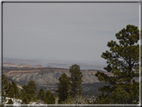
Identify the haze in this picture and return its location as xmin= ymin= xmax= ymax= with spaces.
xmin=3 ymin=3 xmax=139 ymax=63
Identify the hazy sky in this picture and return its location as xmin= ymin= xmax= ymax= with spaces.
xmin=3 ymin=3 xmax=139 ymax=62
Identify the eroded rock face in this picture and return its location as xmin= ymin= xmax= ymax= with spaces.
xmin=3 ymin=66 xmax=114 ymax=93
xmin=3 ymin=67 xmax=113 ymax=87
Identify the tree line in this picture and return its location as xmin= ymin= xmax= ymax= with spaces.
xmin=2 ymin=74 xmax=55 ymax=104
xmin=2 ymin=64 xmax=84 ymax=104
xmin=2 ymin=24 xmax=140 ymax=105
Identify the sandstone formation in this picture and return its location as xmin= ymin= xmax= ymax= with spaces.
xmin=3 ymin=66 xmax=113 ymax=86
xmin=3 ymin=62 xmax=113 ymax=92
xmin=3 ymin=62 xmax=18 ymax=67
xmin=3 ymin=62 xmax=32 ymax=68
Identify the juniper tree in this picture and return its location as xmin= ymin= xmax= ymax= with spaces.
xmin=95 ymin=25 xmax=139 ymax=104
xmin=56 ymin=73 xmax=70 ymax=103
xmin=69 ymin=64 xmax=83 ymax=97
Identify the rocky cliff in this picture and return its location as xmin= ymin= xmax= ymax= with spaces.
xmin=3 ymin=63 xmax=113 ymax=93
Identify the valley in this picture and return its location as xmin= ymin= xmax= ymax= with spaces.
xmin=2 ymin=62 xmax=113 ymax=101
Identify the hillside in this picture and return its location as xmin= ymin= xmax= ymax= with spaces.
xmin=3 ymin=62 xmax=113 ymax=93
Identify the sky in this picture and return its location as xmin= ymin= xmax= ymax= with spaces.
xmin=3 ymin=2 xmax=139 ymax=63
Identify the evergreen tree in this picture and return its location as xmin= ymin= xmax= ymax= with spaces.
xmin=7 ymin=86 xmax=14 ymax=98
xmin=45 ymin=90 xmax=55 ymax=104
xmin=20 ymin=90 xmax=26 ymax=99
xmin=20 ymin=90 xmax=31 ymax=103
xmin=56 ymin=73 xmax=70 ymax=103
xmin=22 ymin=96 xmax=29 ymax=104
xmin=2 ymin=74 xmax=9 ymax=97
xmin=26 ymin=94 xmax=32 ymax=102
xmin=37 ymin=88 xmax=45 ymax=101
xmin=3 ymin=76 xmax=20 ymax=99
xmin=22 ymin=80 xmax=38 ymax=101
xmin=11 ymin=81 xmax=19 ymax=98
xmin=94 ymin=25 xmax=139 ymax=104
xmin=69 ymin=64 xmax=83 ymax=97
xmin=22 ymin=84 xmax=28 ymax=91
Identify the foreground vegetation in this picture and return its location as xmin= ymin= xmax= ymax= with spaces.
xmin=94 ymin=24 xmax=139 ymax=104
xmin=2 ymin=74 xmax=55 ymax=104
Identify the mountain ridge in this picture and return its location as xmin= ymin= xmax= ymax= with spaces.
xmin=3 ymin=57 xmax=106 ymax=70
xmin=3 ymin=65 xmax=112 ymax=85
xmin=2 ymin=62 xmax=111 ymax=93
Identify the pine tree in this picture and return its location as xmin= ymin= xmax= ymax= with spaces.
xmin=37 ymin=88 xmax=45 ymax=101
xmin=22 ymin=80 xmax=38 ymax=101
xmin=26 ymin=94 xmax=32 ymax=102
xmin=20 ymin=90 xmax=31 ymax=103
xmin=22 ymin=96 xmax=29 ymax=104
xmin=21 ymin=90 xmax=26 ymax=99
xmin=45 ymin=90 xmax=55 ymax=104
xmin=11 ymin=81 xmax=19 ymax=98
xmin=2 ymin=74 xmax=9 ymax=97
xmin=94 ymin=25 xmax=139 ymax=104
xmin=56 ymin=73 xmax=70 ymax=103
xmin=7 ymin=86 xmax=14 ymax=98
xmin=69 ymin=64 xmax=83 ymax=97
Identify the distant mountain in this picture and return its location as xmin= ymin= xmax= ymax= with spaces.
xmin=3 ymin=62 xmax=32 ymax=68
xmin=3 ymin=57 xmax=106 ymax=70
xmin=3 ymin=57 xmax=40 ymax=67
xmin=3 ymin=64 xmax=112 ymax=93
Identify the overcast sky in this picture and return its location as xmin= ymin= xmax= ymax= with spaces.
xmin=3 ymin=3 xmax=139 ymax=63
